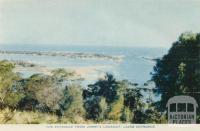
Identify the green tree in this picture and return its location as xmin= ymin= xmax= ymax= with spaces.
xmin=87 ymin=73 xmax=119 ymax=103
xmin=22 ymin=74 xmax=62 ymax=112
xmin=83 ymin=95 xmax=102 ymax=120
xmin=58 ymin=83 xmax=85 ymax=119
xmin=152 ymin=32 xmax=200 ymax=115
xmin=0 ymin=60 xmax=24 ymax=108
xmin=83 ymin=73 xmax=119 ymax=120
xmin=123 ymin=88 xmax=145 ymax=123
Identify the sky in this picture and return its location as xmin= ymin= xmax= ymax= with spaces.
xmin=0 ymin=0 xmax=200 ymax=48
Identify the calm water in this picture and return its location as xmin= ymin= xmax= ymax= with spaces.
xmin=0 ymin=44 xmax=169 ymax=85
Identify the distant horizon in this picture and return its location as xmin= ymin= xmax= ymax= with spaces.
xmin=0 ymin=43 xmax=170 ymax=49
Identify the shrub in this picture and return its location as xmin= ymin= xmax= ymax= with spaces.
xmin=58 ymin=83 xmax=85 ymax=118
xmin=107 ymin=95 xmax=124 ymax=121
xmin=22 ymin=74 xmax=63 ymax=112
xmin=0 ymin=108 xmax=58 ymax=124
xmin=0 ymin=60 xmax=24 ymax=108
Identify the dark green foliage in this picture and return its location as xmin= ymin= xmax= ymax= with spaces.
xmin=152 ymin=32 xmax=200 ymax=115
xmin=83 ymin=73 xmax=120 ymax=120
xmin=132 ymin=110 xmax=146 ymax=123
xmin=122 ymin=84 xmax=145 ymax=123
xmin=124 ymin=88 xmax=142 ymax=109
xmin=87 ymin=73 xmax=119 ymax=104
xmin=83 ymin=75 xmax=148 ymax=123
xmin=83 ymin=96 xmax=102 ymax=120
xmin=18 ymin=96 xmax=39 ymax=111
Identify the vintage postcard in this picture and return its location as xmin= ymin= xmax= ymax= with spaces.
xmin=0 ymin=0 xmax=200 ymax=131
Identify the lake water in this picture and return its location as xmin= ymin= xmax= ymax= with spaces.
xmin=0 ymin=44 xmax=169 ymax=85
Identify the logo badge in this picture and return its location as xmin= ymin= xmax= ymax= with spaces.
xmin=166 ymin=95 xmax=198 ymax=124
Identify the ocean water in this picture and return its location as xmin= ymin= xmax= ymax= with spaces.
xmin=0 ymin=44 xmax=169 ymax=85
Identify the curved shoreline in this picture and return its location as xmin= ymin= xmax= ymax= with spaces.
xmin=10 ymin=59 xmax=108 ymax=81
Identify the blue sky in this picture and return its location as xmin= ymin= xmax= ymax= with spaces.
xmin=0 ymin=0 xmax=200 ymax=47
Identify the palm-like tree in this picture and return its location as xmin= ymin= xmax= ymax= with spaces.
xmin=87 ymin=73 xmax=119 ymax=103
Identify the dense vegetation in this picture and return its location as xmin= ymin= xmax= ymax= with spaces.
xmin=152 ymin=32 xmax=200 ymax=122
xmin=0 ymin=32 xmax=200 ymax=124
xmin=0 ymin=60 xmax=165 ymax=124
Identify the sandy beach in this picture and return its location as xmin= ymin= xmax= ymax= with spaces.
xmin=14 ymin=64 xmax=108 ymax=81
